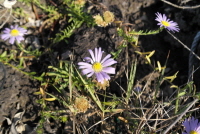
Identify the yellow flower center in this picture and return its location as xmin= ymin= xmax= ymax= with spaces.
xmin=161 ymin=21 xmax=170 ymax=27
xmin=10 ymin=29 xmax=20 ymax=36
xmin=190 ymin=130 xmax=198 ymax=134
xmin=92 ymin=62 xmax=103 ymax=72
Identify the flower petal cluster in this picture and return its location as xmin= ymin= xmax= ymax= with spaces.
xmin=182 ymin=116 xmax=200 ymax=134
xmin=78 ymin=47 xmax=117 ymax=83
xmin=1 ymin=25 xmax=27 ymax=44
xmin=155 ymin=12 xmax=179 ymax=32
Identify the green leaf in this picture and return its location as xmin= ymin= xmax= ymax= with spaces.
xmin=177 ymin=91 xmax=186 ymax=97
xmin=0 ymin=51 xmax=7 ymax=57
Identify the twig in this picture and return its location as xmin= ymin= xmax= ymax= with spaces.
xmin=162 ymin=98 xmax=199 ymax=134
xmin=167 ymin=31 xmax=200 ymax=82
xmin=32 ymin=3 xmax=39 ymax=20
xmin=83 ymin=116 xmax=111 ymax=134
xmin=0 ymin=8 xmax=8 ymax=20
xmin=0 ymin=8 xmax=10 ymax=29
xmin=166 ymin=30 xmax=200 ymax=61
xmin=73 ymin=114 xmax=76 ymax=134
xmin=180 ymin=0 xmax=193 ymax=5
xmin=161 ymin=0 xmax=200 ymax=9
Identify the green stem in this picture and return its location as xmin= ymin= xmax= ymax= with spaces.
xmin=1 ymin=60 xmax=43 ymax=81
xmin=175 ymin=88 xmax=180 ymax=114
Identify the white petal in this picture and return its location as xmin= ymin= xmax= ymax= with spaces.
xmin=88 ymin=49 xmax=96 ymax=62
xmin=101 ymin=54 xmax=111 ymax=63
xmin=95 ymin=48 xmax=98 ymax=61
xmin=102 ymin=67 xmax=115 ymax=74
xmin=87 ymin=71 xmax=94 ymax=77
xmin=78 ymin=62 xmax=92 ymax=67
xmin=102 ymin=59 xmax=117 ymax=67
xmin=82 ymin=68 xmax=93 ymax=75
xmin=101 ymin=72 xmax=110 ymax=80
xmin=97 ymin=47 xmax=103 ymax=62
xmin=96 ymin=73 xmax=104 ymax=83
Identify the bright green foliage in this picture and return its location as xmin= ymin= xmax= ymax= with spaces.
xmin=53 ymin=20 xmax=84 ymax=43
xmin=128 ymin=28 xmax=163 ymax=35
xmin=13 ymin=7 xmax=29 ymax=20
xmin=17 ymin=43 xmax=42 ymax=58
xmin=117 ymin=28 xmax=138 ymax=44
xmin=46 ymin=61 xmax=90 ymax=93
xmin=53 ymin=0 xmax=95 ymax=43
xmin=36 ymin=110 xmax=68 ymax=134
xmin=111 ymin=42 xmax=127 ymax=59
xmin=126 ymin=60 xmax=137 ymax=104
xmin=0 ymin=44 xmax=44 ymax=81
xmin=18 ymin=0 xmax=95 ymax=43
xmin=115 ymin=27 xmax=162 ymax=59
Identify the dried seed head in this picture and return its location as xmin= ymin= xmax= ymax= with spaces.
xmin=93 ymin=14 xmax=108 ymax=27
xmin=74 ymin=97 xmax=89 ymax=113
xmin=74 ymin=0 xmax=86 ymax=6
xmin=93 ymin=79 xmax=110 ymax=90
xmin=103 ymin=11 xmax=115 ymax=24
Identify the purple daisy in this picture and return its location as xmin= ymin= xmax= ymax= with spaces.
xmin=78 ymin=47 xmax=117 ymax=83
xmin=1 ymin=25 xmax=27 ymax=44
xmin=155 ymin=12 xmax=180 ymax=32
xmin=182 ymin=116 xmax=200 ymax=134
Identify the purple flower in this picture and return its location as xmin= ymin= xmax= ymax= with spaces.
xmin=155 ymin=12 xmax=179 ymax=32
xmin=134 ymin=87 xmax=141 ymax=92
xmin=1 ymin=25 xmax=27 ymax=44
xmin=182 ymin=116 xmax=200 ymax=134
xmin=78 ymin=47 xmax=117 ymax=83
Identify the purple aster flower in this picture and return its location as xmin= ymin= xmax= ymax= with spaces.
xmin=78 ymin=47 xmax=117 ymax=83
xmin=134 ymin=87 xmax=141 ymax=92
xmin=182 ymin=116 xmax=200 ymax=134
xmin=155 ymin=12 xmax=180 ymax=32
xmin=1 ymin=25 xmax=27 ymax=44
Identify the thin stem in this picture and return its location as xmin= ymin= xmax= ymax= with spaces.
xmin=161 ymin=0 xmax=200 ymax=9
xmin=167 ymin=30 xmax=200 ymax=61
xmin=0 ymin=60 xmax=43 ymax=81
xmin=174 ymin=88 xmax=180 ymax=114
xmin=0 ymin=8 xmax=11 ymax=29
